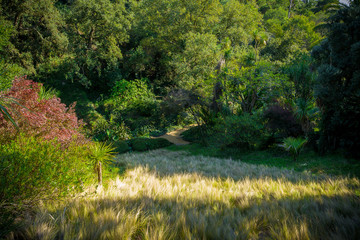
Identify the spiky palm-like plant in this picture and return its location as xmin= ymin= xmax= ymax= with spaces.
xmin=280 ymin=137 xmax=307 ymax=161
xmin=0 ymin=95 xmax=19 ymax=131
xmin=294 ymin=98 xmax=319 ymax=136
xmin=88 ymin=142 xmax=116 ymax=186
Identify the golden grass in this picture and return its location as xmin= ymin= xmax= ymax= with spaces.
xmin=9 ymin=150 xmax=360 ymax=240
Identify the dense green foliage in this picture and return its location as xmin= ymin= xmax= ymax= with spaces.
xmin=0 ymin=135 xmax=94 ymax=237
xmin=213 ymin=113 xmax=266 ymax=149
xmin=0 ymin=1 xmax=358 ymax=150
xmin=0 ymin=135 xmax=93 ymax=206
xmin=128 ymin=137 xmax=173 ymax=152
xmin=312 ymin=0 xmax=360 ymax=158
xmin=0 ymin=0 xmax=334 ymax=136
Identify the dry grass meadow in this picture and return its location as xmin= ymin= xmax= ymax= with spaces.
xmin=10 ymin=150 xmax=360 ymax=240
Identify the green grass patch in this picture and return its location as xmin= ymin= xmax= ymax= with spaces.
xmin=166 ymin=144 xmax=360 ymax=178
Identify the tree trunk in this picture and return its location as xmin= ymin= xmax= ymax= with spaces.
xmin=288 ymin=0 xmax=294 ymax=18
xmin=88 ymin=26 xmax=95 ymax=49
xmin=97 ymin=162 xmax=102 ymax=186
xmin=211 ymin=82 xmax=223 ymax=114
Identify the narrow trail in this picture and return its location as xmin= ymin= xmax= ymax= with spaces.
xmin=153 ymin=126 xmax=194 ymax=145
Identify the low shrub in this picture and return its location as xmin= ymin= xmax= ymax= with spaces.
xmin=148 ymin=138 xmax=173 ymax=149
xmin=0 ymin=76 xmax=86 ymax=146
xmin=149 ymin=129 xmax=167 ymax=137
xmin=128 ymin=138 xmax=148 ymax=151
xmin=101 ymin=78 xmax=164 ymax=138
xmin=263 ymin=104 xmax=303 ymax=141
xmin=280 ymin=137 xmax=308 ymax=161
xmin=128 ymin=138 xmax=173 ymax=152
xmin=113 ymin=140 xmax=131 ymax=154
xmin=110 ymin=78 xmax=156 ymax=110
xmin=213 ymin=113 xmax=267 ymax=149
xmin=89 ymin=117 xmax=131 ymax=142
xmin=181 ymin=125 xmax=206 ymax=142
xmin=0 ymin=135 xmax=93 ymax=211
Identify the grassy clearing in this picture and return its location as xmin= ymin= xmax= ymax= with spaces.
xmin=9 ymin=150 xmax=360 ymax=240
xmin=167 ymin=143 xmax=360 ymax=178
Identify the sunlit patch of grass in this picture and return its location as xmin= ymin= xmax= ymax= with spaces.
xmin=10 ymin=150 xmax=360 ymax=240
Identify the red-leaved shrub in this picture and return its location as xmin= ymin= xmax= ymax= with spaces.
xmin=0 ymin=76 xmax=87 ymax=146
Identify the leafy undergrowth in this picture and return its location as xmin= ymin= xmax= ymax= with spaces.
xmin=10 ymin=150 xmax=360 ymax=239
xmin=167 ymin=144 xmax=360 ymax=178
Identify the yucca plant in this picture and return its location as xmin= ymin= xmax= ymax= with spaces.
xmin=293 ymin=98 xmax=319 ymax=136
xmin=0 ymin=95 xmax=20 ymax=131
xmin=280 ymin=137 xmax=307 ymax=161
xmin=0 ymin=63 xmax=18 ymax=129
xmin=88 ymin=142 xmax=116 ymax=186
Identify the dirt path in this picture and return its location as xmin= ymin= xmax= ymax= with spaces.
xmin=153 ymin=126 xmax=194 ymax=145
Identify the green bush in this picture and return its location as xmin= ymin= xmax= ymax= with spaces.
xmin=114 ymin=140 xmax=131 ymax=154
xmin=280 ymin=137 xmax=307 ymax=161
xmin=181 ymin=125 xmax=206 ymax=142
xmin=0 ymin=135 xmax=93 ymax=209
xmin=149 ymin=129 xmax=167 ymax=137
xmin=109 ymin=78 xmax=156 ymax=111
xmin=90 ymin=117 xmax=131 ymax=142
xmin=128 ymin=138 xmax=149 ymax=151
xmin=101 ymin=78 xmax=164 ymax=138
xmin=214 ymin=113 xmax=267 ymax=149
xmin=148 ymin=138 xmax=173 ymax=150
xmin=128 ymin=138 xmax=173 ymax=152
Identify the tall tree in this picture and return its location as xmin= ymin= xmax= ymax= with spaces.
xmin=127 ymin=0 xmax=222 ymax=90
xmin=263 ymin=8 xmax=322 ymax=60
xmin=0 ymin=0 xmax=68 ymax=72
xmin=172 ymin=32 xmax=221 ymax=97
xmin=66 ymin=0 xmax=131 ymax=88
xmin=312 ymin=0 xmax=360 ymax=157
xmin=0 ymin=16 xmax=25 ymax=90
xmin=217 ymin=0 xmax=263 ymax=47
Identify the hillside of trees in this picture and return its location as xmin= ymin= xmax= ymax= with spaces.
xmin=2 ymin=0 xmax=359 ymax=156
